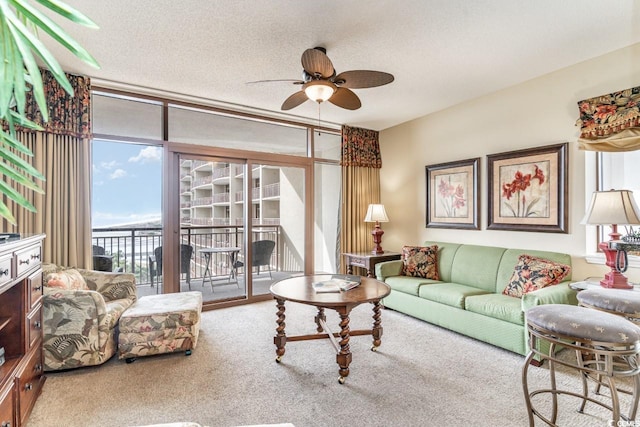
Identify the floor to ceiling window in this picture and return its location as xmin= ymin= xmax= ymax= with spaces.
xmin=91 ymin=90 xmax=340 ymax=308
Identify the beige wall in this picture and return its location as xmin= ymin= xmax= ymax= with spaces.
xmin=379 ymin=42 xmax=640 ymax=282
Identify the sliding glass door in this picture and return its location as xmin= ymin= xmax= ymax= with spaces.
xmin=174 ymin=155 xmax=306 ymax=305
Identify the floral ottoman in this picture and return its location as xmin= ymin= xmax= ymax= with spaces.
xmin=118 ymin=291 xmax=202 ymax=362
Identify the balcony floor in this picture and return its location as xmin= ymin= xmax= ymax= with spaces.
xmin=135 ymin=270 xmax=301 ymax=302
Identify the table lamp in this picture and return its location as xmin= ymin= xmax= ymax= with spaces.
xmin=582 ymin=189 xmax=640 ymax=289
xmin=364 ymin=204 xmax=389 ymax=255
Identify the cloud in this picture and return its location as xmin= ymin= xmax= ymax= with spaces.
xmin=100 ymin=160 xmax=119 ymax=170
xmin=109 ymin=169 xmax=127 ymax=179
xmin=129 ymin=146 xmax=162 ymax=163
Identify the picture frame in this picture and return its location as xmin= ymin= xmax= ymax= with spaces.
xmin=487 ymin=143 xmax=568 ymax=233
xmin=425 ymin=157 xmax=480 ymax=230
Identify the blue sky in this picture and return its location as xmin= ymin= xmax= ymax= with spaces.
xmin=92 ymin=141 xmax=162 ymax=227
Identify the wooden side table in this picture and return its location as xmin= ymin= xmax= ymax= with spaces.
xmin=342 ymin=251 xmax=401 ymax=278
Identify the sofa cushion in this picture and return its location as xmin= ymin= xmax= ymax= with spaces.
xmin=418 ymin=283 xmax=490 ymax=309
xmin=465 ymin=293 xmax=524 ymax=325
xmin=401 ymin=245 xmax=439 ymax=279
xmin=385 ymin=275 xmax=438 ymax=296
xmin=503 ymin=255 xmax=571 ymax=298
xmin=496 ymin=248 xmax=572 ymax=294
xmin=44 ymin=269 xmax=88 ymax=291
xmin=423 ymin=241 xmax=462 ymax=283
xmin=449 ymin=244 xmax=507 ymax=292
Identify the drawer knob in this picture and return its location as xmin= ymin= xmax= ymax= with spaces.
xmin=19 ymin=259 xmax=29 ymax=266
xmin=33 ymin=285 xmax=42 ymax=291
xmin=24 ymin=383 xmax=32 ymax=391
xmin=34 ymin=363 xmax=42 ymax=372
xmin=30 ymin=253 xmax=40 ymax=260
xmin=33 ymin=321 xmax=41 ymax=329
xmin=2 ymin=421 xmax=11 ymax=427
xmin=0 ymin=269 xmax=7 ymax=276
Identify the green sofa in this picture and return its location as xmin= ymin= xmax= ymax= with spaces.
xmin=375 ymin=241 xmax=578 ymax=357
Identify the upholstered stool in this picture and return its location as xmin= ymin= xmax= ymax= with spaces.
xmin=522 ymin=304 xmax=640 ymax=426
xmin=118 ymin=291 xmax=202 ymax=362
xmin=578 ymin=288 xmax=640 ymax=324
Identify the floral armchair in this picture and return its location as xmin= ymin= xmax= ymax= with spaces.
xmin=42 ymin=263 xmax=137 ymax=371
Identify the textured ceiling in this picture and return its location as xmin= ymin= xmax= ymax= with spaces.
xmin=41 ymin=0 xmax=640 ymax=131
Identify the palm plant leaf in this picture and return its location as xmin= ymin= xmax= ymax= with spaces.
xmin=35 ymin=0 xmax=98 ymax=28
xmin=0 ymin=0 xmax=98 ymax=224
xmin=0 ymin=179 xmax=36 ymax=211
xmin=0 ymin=200 xmax=15 ymax=223
xmin=11 ymin=0 xmax=99 ymax=69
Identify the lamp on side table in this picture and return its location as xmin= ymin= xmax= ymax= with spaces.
xmin=364 ymin=204 xmax=389 ymax=255
xmin=582 ymin=189 xmax=640 ymax=289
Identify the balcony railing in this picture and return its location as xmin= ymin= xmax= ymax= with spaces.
xmin=92 ymin=224 xmax=281 ymax=287
xmin=192 ymin=197 xmax=213 ymax=207
xmin=212 ymin=192 xmax=230 ymax=203
xmin=262 ymin=183 xmax=280 ymax=198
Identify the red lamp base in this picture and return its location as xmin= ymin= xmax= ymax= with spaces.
xmin=599 ymin=241 xmax=633 ymax=289
xmin=371 ymin=222 xmax=385 ymax=255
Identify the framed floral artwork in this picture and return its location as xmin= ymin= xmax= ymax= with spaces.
xmin=425 ymin=158 xmax=480 ymax=229
xmin=487 ymin=143 xmax=568 ymax=233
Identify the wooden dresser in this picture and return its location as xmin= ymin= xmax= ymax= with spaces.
xmin=0 ymin=234 xmax=45 ymax=427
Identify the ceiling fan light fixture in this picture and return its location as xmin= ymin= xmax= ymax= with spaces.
xmin=304 ymin=80 xmax=336 ymax=103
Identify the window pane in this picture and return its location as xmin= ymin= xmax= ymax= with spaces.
xmin=314 ymin=162 xmax=341 ymax=274
xmin=314 ymin=131 xmax=341 ymax=161
xmin=92 ymin=93 xmax=163 ymax=139
xmin=168 ymin=106 xmax=308 ymax=156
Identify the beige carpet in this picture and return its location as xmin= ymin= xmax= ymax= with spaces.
xmin=27 ymin=300 xmax=638 ymax=427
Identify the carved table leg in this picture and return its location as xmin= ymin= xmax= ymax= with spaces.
xmin=336 ymin=312 xmax=352 ymax=384
xmin=274 ymin=298 xmax=286 ymax=363
xmin=315 ymin=307 xmax=326 ymax=333
xmin=371 ymin=300 xmax=384 ymax=351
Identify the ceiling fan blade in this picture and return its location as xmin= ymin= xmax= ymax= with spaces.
xmin=301 ymin=48 xmax=334 ymax=78
xmin=333 ymin=70 xmax=394 ymax=89
xmin=281 ymin=91 xmax=309 ymax=110
xmin=328 ymin=87 xmax=361 ymax=110
xmin=246 ymin=79 xmax=304 ymax=85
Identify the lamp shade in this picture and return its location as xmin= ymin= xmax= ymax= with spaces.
xmin=304 ymin=80 xmax=336 ymax=103
xmin=582 ymin=189 xmax=640 ymax=225
xmin=364 ymin=204 xmax=389 ymax=223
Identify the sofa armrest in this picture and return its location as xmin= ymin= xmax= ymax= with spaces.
xmin=376 ymin=260 xmax=404 ymax=281
xmin=77 ymin=269 xmax=137 ymax=304
xmin=521 ymin=282 xmax=578 ymax=311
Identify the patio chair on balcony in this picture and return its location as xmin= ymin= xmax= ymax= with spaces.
xmin=149 ymin=244 xmax=194 ymax=292
xmin=233 ymin=239 xmax=275 ymax=279
xmin=92 ymin=245 xmax=113 ymax=272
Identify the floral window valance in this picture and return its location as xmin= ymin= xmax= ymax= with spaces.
xmin=341 ymin=125 xmax=382 ymax=168
xmin=14 ymin=69 xmax=91 ymax=139
xmin=576 ymin=85 xmax=640 ymax=152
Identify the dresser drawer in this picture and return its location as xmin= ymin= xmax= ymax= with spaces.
xmin=26 ymin=305 xmax=42 ymax=350
xmin=15 ymin=244 xmax=41 ymax=278
xmin=0 ymin=255 xmax=12 ymax=290
xmin=16 ymin=345 xmax=44 ymax=425
xmin=0 ymin=380 xmax=14 ymax=427
xmin=27 ymin=270 xmax=43 ymax=311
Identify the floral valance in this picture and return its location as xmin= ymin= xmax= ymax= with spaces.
xmin=576 ymin=85 xmax=640 ymax=152
xmin=16 ymin=69 xmax=91 ymax=139
xmin=341 ymin=125 xmax=382 ymax=168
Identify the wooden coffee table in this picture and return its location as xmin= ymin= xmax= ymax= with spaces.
xmin=269 ymin=275 xmax=391 ymax=384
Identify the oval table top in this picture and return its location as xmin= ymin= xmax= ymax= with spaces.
xmin=269 ymin=274 xmax=390 ymax=308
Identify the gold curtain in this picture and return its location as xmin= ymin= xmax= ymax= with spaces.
xmin=576 ymin=86 xmax=640 ymax=151
xmin=3 ymin=71 xmax=92 ymax=268
xmin=340 ymin=125 xmax=382 ymax=274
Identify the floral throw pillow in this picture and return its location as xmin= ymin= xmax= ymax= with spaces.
xmin=503 ymin=255 xmax=571 ymax=298
xmin=401 ymin=245 xmax=439 ymax=280
xmin=44 ymin=269 xmax=88 ymax=291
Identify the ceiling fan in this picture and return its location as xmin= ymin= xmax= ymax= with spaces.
xmin=255 ymin=47 xmax=394 ymax=111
